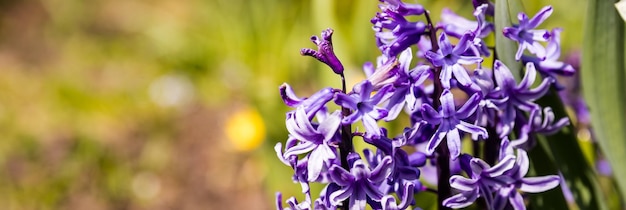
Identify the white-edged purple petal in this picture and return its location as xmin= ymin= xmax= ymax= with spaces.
xmin=369 ymin=156 xmax=392 ymax=183
xmin=447 ymin=128 xmax=462 ymax=159
xmin=485 ymin=155 xmax=516 ymax=177
xmin=450 ymin=175 xmax=477 ymax=191
xmin=443 ymin=189 xmax=479 ymax=209
xmin=329 ymin=165 xmax=355 ymax=186
xmin=456 ymin=93 xmax=481 ymax=119
xmin=516 ymin=149 xmax=530 ymax=178
xmin=509 ymin=191 xmax=526 ymax=210
xmin=427 ymin=129 xmax=447 ymax=155
xmin=520 ymin=175 xmax=560 ymax=193
xmin=527 ymin=6 xmax=553 ymax=29
xmin=440 ymin=89 xmax=456 ymax=117
xmin=334 ymin=94 xmax=358 ymax=109
xmin=318 ymin=110 xmax=342 ymax=142
xmin=362 ymin=115 xmax=382 ymax=137
xmin=518 ymin=62 xmax=538 ymax=90
xmin=349 ymin=189 xmax=366 ymax=210
xmin=329 ymin=185 xmax=354 ymax=206
xmin=457 ymin=121 xmax=488 ymax=139
xmin=452 ymin=64 xmax=474 ymax=87
xmin=280 ymin=83 xmax=303 ymax=106
xmin=421 ymin=103 xmax=441 ymax=124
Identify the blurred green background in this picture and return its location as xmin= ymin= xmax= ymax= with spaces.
xmin=0 ymin=0 xmax=587 ymax=209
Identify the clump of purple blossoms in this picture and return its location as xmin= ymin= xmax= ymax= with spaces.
xmin=275 ymin=1 xmax=572 ymax=209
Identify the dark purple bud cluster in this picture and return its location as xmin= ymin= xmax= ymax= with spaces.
xmin=276 ymin=1 xmax=573 ymax=209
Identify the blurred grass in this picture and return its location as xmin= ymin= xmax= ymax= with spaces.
xmin=0 ymin=0 xmax=590 ymax=209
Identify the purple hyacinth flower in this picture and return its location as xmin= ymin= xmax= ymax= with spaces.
xmin=372 ymin=48 xmax=430 ymax=121
xmin=492 ymin=61 xmax=552 ymax=137
xmin=301 ymin=28 xmax=344 ymax=75
xmin=444 ymin=154 xmax=517 ymax=209
xmin=371 ymin=9 xmax=427 ymax=57
xmin=280 ymin=83 xmax=336 ymax=119
xmin=425 ymin=32 xmax=483 ymax=90
xmin=328 ymin=154 xmax=392 ymax=210
xmin=503 ymin=6 xmax=553 ymax=60
xmin=510 ymin=107 xmax=570 ymax=150
xmin=421 ymin=89 xmax=488 ymax=158
xmin=282 ymin=107 xmax=342 ymax=181
xmin=439 ymin=4 xmax=493 ymax=56
xmin=521 ymin=28 xmax=575 ymax=84
xmin=494 ymin=139 xmax=560 ymax=210
xmin=334 ymin=81 xmax=391 ymax=137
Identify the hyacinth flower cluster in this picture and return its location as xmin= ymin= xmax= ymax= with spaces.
xmin=275 ymin=1 xmax=574 ymax=209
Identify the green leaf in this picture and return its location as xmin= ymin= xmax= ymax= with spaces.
xmin=536 ymin=90 xmax=608 ymax=210
xmin=494 ymin=0 xmax=523 ymax=80
xmin=582 ymin=0 xmax=626 ymax=205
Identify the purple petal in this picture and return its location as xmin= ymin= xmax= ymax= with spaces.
xmin=274 ymin=143 xmax=290 ymax=165
xmin=447 ymin=128 xmax=462 ymax=159
xmin=518 ymin=62 xmax=538 ymax=90
xmin=457 ymin=55 xmax=483 ymax=65
xmin=356 ymin=81 xmax=374 ymax=101
xmin=280 ymin=83 xmax=303 ymax=106
xmin=427 ymin=129 xmax=447 ymax=155
xmin=363 ymin=62 xmax=375 ymax=77
xmin=470 ymin=158 xmax=490 ymax=175
xmin=516 ymin=149 xmax=530 ymax=178
xmin=519 ymin=77 xmax=552 ymax=102
xmin=521 ymin=175 xmax=560 ymax=193
xmin=362 ymin=115 xmax=382 ymax=137
xmin=283 ymin=141 xmax=317 ymax=157
xmin=342 ymin=111 xmax=362 ymax=125
xmin=456 ymin=93 xmax=481 ymax=119
xmin=329 ymin=165 xmax=355 ymax=186
xmin=308 ymin=147 xmax=328 ymax=181
xmin=347 ymin=188 xmax=366 ymax=210
xmin=421 ymin=103 xmax=441 ymax=124
xmin=439 ymin=33 xmax=453 ymax=55
xmin=318 ymin=110 xmax=342 ymax=142
xmin=494 ymin=60 xmax=515 ymax=88
xmin=457 ymin=121 xmax=488 ymax=139
xmin=509 ymin=191 xmax=526 ymax=210
xmin=440 ymin=89 xmax=456 ymax=117
xmin=425 ymin=51 xmax=445 ymax=67
xmin=485 ymin=155 xmax=516 ymax=177
xmin=369 ymin=156 xmax=393 ymax=183
xmin=527 ymin=6 xmax=553 ymax=29
xmin=443 ymin=189 xmax=479 ymax=209
xmin=329 ymin=185 xmax=353 ymax=206
xmin=363 ymin=182 xmax=384 ymax=201
xmin=334 ymin=93 xmax=358 ymax=109
xmin=530 ymin=29 xmax=550 ymax=42
xmin=449 ymin=175 xmax=477 ymax=191
xmin=440 ymin=65 xmax=454 ymax=89
xmin=452 ymin=64 xmax=474 ymax=87
xmin=452 ymin=32 xmax=473 ymax=55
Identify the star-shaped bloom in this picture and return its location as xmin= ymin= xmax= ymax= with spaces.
xmin=521 ymin=28 xmax=575 ymax=88
xmin=421 ymin=89 xmax=488 ymax=158
xmin=281 ymin=106 xmax=342 ymax=181
xmin=371 ymin=9 xmax=427 ymax=57
xmin=492 ymin=139 xmax=561 ymax=210
xmin=328 ymin=154 xmax=392 ymax=210
xmin=492 ymin=61 xmax=552 ymax=137
xmin=334 ymin=81 xmax=391 ymax=137
xmin=439 ymin=4 xmax=494 ymax=56
xmin=503 ymin=6 xmax=553 ymax=60
xmin=443 ymin=154 xmax=517 ymax=209
xmin=425 ymin=32 xmax=483 ymax=90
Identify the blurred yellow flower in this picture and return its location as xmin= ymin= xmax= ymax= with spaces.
xmin=225 ymin=107 xmax=266 ymax=152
